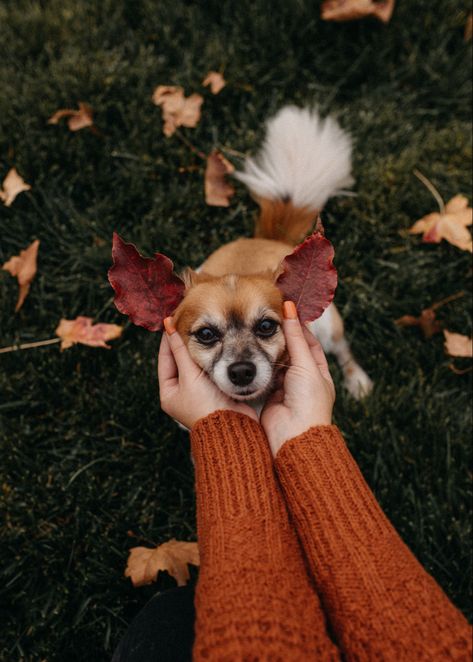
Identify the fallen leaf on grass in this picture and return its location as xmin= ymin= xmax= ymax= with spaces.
xmin=395 ymin=308 xmax=442 ymax=339
xmin=55 ymin=316 xmax=123 ymax=350
xmin=443 ymin=330 xmax=473 ymax=358
xmin=409 ymin=193 xmax=472 ymax=253
xmin=0 ymin=168 xmax=31 ymax=207
xmin=276 ymin=232 xmax=337 ymax=323
xmin=465 ymin=13 xmax=472 ymax=41
xmin=2 ymin=239 xmax=40 ymax=311
xmin=204 ymin=150 xmax=235 ymax=206
xmin=202 ymin=71 xmax=226 ymax=94
xmin=125 ymin=539 xmax=200 ymax=587
xmin=321 ymin=0 xmax=395 ymax=23
xmin=152 ymin=86 xmax=203 ymax=137
xmin=48 ymin=102 xmax=94 ymax=131
xmin=108 ymin=233 xmax=185 ymax=331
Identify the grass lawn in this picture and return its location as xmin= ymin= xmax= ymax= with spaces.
xmin=0 ymin=1 xmax=471 ymax=660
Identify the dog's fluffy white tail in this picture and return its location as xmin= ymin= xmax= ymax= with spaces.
xmin=236 ymin=106 xmax=353 ymax=213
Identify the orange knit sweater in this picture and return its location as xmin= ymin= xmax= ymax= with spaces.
xmin=190 ymin=411 xmax=472 ymax=661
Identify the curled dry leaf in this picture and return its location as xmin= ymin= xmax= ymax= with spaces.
xmin=204 ymin=150 xmax=235 ymax=207
xmin=202 ymin=71 xmax=226 ymax=94
xmin=443 ymin=330 xmax=473 ymax=358
xmin=125 ymin=539 xmax=200 ymax=587
xmin=321 ymin=0 xmax=395 ymax=23
xmin=2 ymin=239 xmax=40 ymax=311
xmin=276 ymin=231 xmax=337 ymax=323
xmin=48 ymin=102 xmax=94 ymax=131
xmin=0 ymin=168 xmax=31 ymax=207
xmin=409 ymin=194 xmax=472 ymax=253
xmin=108 ymin=233 xmax=185 ymax=331
xmin=55 ymin=316 xmax=123 ymax=350
xmin=395 ymin=308 xmax=442 ymax=339
xmin=152 ymin=85 xmax=203 ymax=137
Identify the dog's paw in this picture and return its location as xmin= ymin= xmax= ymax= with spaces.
xmin=343 ymin=364 xmax=373 ymax=400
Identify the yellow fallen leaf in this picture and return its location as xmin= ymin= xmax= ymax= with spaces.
xmin=204 ymin=150 xmax=235 ymax=207
xmin=409 ymin=195 xmax=472 ymax=253
xmin=2 ymin=239 xmax=40 ymax=311
xmin=0 ymin=168 xmax=31 ymax=207
xmin=48 ymin=102 xmax=94 ymax=131
xmin=202 ymin=71 xmax=226 ymax=94
xmin=55 ymin=316 xmax=123 ymax=350
xmin=125 ymin=539 xmax=200 ymax=587
xmin=321 ymin=0 xmax=395 ymax=23
xmin=152 ymin=85 xmax=203 ymax=137
xmin=444 ymin=330 xmax=473 ymax=358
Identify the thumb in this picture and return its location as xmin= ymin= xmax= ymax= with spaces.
xmin=282 ymin=302 xmax=315 ymax=368
xmin=163 ymin=317 xmax=201 ymax=379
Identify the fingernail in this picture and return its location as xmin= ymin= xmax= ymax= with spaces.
xmin=283 ymin=301 xmax=298 ymax=320
xmin=163 ymin=317 xmax=176 ymax=335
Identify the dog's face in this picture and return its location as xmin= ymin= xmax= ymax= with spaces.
xmin=173 ymin=271 xmax=285 ymax=401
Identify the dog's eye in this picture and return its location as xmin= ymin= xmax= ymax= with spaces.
xmin=255 ymin=318 xmax=278 ymax=338
xmin=194 ymin=327 xmax=220 ymax=345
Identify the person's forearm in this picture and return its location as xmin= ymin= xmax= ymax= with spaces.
xmin=275 ymin=426 xmax=472 ymax=661
xmin=191 ymin=411 xmax=340 ymax=661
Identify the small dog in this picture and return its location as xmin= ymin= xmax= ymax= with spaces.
xmin=172 ymin=106 xmax=373 ymax=402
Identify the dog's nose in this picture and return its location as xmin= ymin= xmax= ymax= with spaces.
xmin=227 ymin=361 xmax=256 ymax=386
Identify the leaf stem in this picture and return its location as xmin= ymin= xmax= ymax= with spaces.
xmin=431 ymin=291 xmax=465 ymax=311
xmin=413 ymin=169 xmax=445 ymax=214
xmin=173 ymin=130 xmax=206 ymax=160
xmin=0 ymin=337 xmax=61 ymax=354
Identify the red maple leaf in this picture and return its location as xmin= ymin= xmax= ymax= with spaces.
xmin=276 ymin=232 xmax=337 ymax=323
xmin=108 ymin=233 xmax=185 ymax=331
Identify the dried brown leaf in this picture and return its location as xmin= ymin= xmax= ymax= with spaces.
xmin=204 ymin=150 xmax=235 ymax=207
xmin=152 ymin=85 xmax=203 ymax=137
xmin=443 ymin=330 xmax=473 ymax=358
xmin=202 ymin=71 xmax=226 ymax=94
xmin=125 ymin=539 xmax=200 ymax=587
xmin=0 ymin=168 xmax=32 ymax=207
xmin=2 ymin=239 xmax=40 ymax=311
xmin=409 ymin=195 xmax=472 ymax=252
xmin=321 ymin=0 xmax=395 ymax=23
xmin=395 ymin=308 xmax=442 ymax=339
xmin=48 ymin=102 xmax=94 ymax=131
xmin=55 ymin=316 xmax=123 ymax=350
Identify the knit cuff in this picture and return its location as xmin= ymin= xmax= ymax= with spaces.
xmin=191 ymin=410 xmax=276 ymax=518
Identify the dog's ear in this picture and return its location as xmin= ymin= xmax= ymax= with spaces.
xmin=181 ymin=268 xmax=219 ymax=289
xmin=108 ymin=233 xmax=185 ymax=331
xmin=275 ymin=231 xmax=338 ymax=323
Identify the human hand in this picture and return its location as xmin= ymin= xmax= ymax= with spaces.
xmin=260 ymin=302 xmax=336 ymax=457
xmin=158 ymin=318 xmax=259 ymax=429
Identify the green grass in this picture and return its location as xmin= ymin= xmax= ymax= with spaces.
xmin=0 ymin=1 xmax=471 ymax=659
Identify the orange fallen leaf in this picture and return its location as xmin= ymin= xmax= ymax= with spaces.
xmin=0 ymin=168 xmax=32 ymax=207
xmin=2 ymin=239 xmax=40 ymax=311
xmin=48 ymin=102 xmax=94 ymax=131
xmin=152 ymin=86 xmax=203 ymax=137
xmin=395 ymin=308 xmax=442 ymax=339
xmin=202 ymin=71 xmax=226 ymax=94
xmin=444 ymin=330 xmax=473 ymax=358
xmin=409 ymin=194 xmax=472 ymax=253
xmin=205 ymin=150 xmax=235 ymax=207
xmin=125 ymin=539 xmax=199 ymax=587
xmin=55 ymin=316 xmax=123 ymax=350
xmin=321 ymin=0 xmax=395 ymax=23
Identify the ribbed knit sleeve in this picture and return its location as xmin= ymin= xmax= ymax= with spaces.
xmin=275 ymin=425 xmax=472 ymax=661
xmin=190 ymin=411 xmax=340 ymax=661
